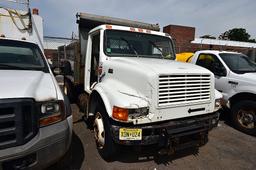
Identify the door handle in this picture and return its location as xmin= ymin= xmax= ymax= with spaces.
xmin=228 ymin=81 xmax=238 ymax=85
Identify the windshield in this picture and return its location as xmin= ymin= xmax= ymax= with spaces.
xmin=104 ymin=30 xmax=175 ymax=59
xmin=219 ymin=53 xmax=256 ymax=74
xmin=0 ymin=39 xmax=48 ymax=71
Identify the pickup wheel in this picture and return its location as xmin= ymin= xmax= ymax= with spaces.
xmin=93 ymin=105 xmax=118 ymax=161
xmin=231 ymin=100 xmax=256 ymax=136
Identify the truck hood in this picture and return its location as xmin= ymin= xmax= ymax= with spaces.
xmin=103 ymin=57 xmax=213 ymax=105
xmin=0 ymin=70 xmax=57 ymax=101
xmin=110 ymin=57 xmax=211 ymax=74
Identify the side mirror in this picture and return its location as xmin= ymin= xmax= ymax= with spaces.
xmin=47 ymin=58 xmax=53 ymax=65
xmin=212 ymin=63 xmax=226 ymax=77
xmin=61 ymin=60 xmax=73 ymax=76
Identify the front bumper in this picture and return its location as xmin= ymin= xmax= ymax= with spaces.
xmin=0 ymin=116 xmax=72 ymax=170
xmin=110 ymin=112 xmax=219 ymax=147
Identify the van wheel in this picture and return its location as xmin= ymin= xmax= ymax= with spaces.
xmin=231 ymin=100 xmax=256 ymax=136
xmin=93 ymin=105 xmax=117 ymax=161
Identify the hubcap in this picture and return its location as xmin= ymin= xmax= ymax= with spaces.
xmin=93 ymin=112 xmax=105 ymax=149
xmin=237 ymin=109 xmax=255 ymax=129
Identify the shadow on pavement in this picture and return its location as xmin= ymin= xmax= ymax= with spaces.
xmin=71 ymin=132 xmax=85 ymax=170
xmin=219 ymin=108 xmax=232 ymax=125
xmin=109 ymin=145 xmax=199 ymax=165
xmin=47 ymin=132 xmax=84 ymax=170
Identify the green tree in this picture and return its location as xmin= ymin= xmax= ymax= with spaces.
xmin=219 ymin=28 xmax=250 ymax=42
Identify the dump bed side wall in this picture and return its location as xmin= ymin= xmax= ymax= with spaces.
xmin=77 ymin=12 xmax=160 ymax=31
xmin=76 ymin=27 xmax=90 ymax=85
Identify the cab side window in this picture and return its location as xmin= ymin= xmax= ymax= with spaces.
xmin=196 ymin=54 xmax=226 ymax=76
xmin=90 ymin=33 xmax=100 ymax=86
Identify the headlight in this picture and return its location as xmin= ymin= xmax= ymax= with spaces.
xmin=112 ymin=106 xmax=149 ymax=122
xmin=39 ymin=100 xmax=65 ymax=127
xmin=41 ymin=102 xmax=60 ymax=114
xmin=214 ymin=99 xmax=222 ymax=112
xmin=129 ymin=107 xmax=149 ymax=119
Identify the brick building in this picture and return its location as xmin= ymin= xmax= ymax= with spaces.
xmin=163 ymin=25 xmax=196 ymax=53
xmin=163 ymin=24 xmax=256 ymax=61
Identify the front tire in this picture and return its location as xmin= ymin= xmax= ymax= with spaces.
xmin=231 ymin=100 xmax=256 ymax=136
xmin=93 ymin=105 xmax=118 ymax=161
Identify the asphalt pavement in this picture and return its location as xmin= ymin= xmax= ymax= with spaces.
xmin=49 ymin=105 xmax=256 ymax=170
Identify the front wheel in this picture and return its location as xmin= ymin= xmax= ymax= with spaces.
xmin=231 ymin=100 xmax=256 ymax=136
xmin=63 ymin=79 xmax=76 ymax=103
xmin=93 ymin=105 xmax=118 ymax=161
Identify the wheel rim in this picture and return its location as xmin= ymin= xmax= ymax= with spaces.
xmin=93 ymin=112 xmax=105 ymax=149
xmin=237 ymin=109 xmax=255 ymax=129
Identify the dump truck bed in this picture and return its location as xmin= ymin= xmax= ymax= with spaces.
xmin=76 ymin=12 xmax=160 ymax=31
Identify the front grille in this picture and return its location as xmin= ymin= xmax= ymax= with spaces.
xmin=158 ymin=74 xmax=211 ymax=107
xmin=0 ymin=99 xmax=38 ymax=149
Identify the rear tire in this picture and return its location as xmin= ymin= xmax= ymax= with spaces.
xmin=231 ymin=100 xmax=256 ymax=136
xmin=93 ymin=104 xmax=118 ymax=161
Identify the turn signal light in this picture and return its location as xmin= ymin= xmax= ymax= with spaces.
xmin=130 ymin=27 xmax=136 ymax=32
xmin=112 ymin=106 xmax=128 ymax=121
xmin=138 ymin=28 xmax=143 ymax=32
xmin=32 ymin=8 xmax=39 ymax=15
xmin=106 ymin=25 xmax=112 ymax=29
xmin=39 ymin=114 xmax=63 ymax=127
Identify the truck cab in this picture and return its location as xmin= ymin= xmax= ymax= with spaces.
xmin=190 ymin=50 xmax=256 ymax=135
xmin=63 ymin=12 xmax=220 ymax=159
xmin=0 ymin=7 xmax=72 ymax=169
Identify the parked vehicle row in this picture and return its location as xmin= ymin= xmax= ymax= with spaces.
xmin=1 ymin=4 xmax=254 ymax=170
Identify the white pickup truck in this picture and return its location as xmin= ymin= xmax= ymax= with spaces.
xmin=189 ymin=50 xmax=256 ymax=135
xmin=0 ymin=7 xmax=72 ymax=169
xmin=61 ymin=12 xmax=220 ymax=160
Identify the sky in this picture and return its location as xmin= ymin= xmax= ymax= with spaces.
xmin=1 ymin=0 xmax=256 ymax=39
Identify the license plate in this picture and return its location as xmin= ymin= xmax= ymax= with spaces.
xmin=119 ymin=128 xmax=142 ymax=140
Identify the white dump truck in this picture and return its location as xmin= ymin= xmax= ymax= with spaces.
xmin=188 ymin=50 xmax=256 ymax=135
xmin=61 ymin=12 xmax=220 ymax=159
xmin=0 ymin=6 xmax=72 ymax=169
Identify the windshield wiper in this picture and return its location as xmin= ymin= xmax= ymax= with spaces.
xmin=148 ymin=40 xmax=165 ymax=59
xmin=0 ymin=63 xmax=44 ymax=71
xmin=0 ymin=63 xmax=28 ymax=70
xmin=120 ymin=37 xmax=139 ymax=57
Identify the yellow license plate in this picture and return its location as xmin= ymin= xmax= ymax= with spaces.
xmin=119 ymin=128 xmax=142 ymax=140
